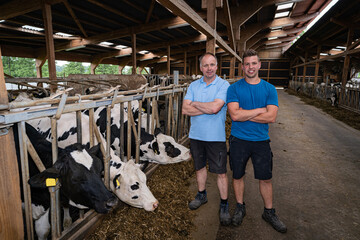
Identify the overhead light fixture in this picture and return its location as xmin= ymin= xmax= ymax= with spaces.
xmin=275 ymin=11 xmax=290 ymax=18
xmin=336 ymin=46 xmax=346 ymax=50
xmin=56 ymin=32 xmax=73 ymax=37
xmin=99 ymin=41 xmax=113 ymax=46
xmin=22 ymin=25 xmax=44 ymax=31
xmin=320 ymin=53 xmax=329 ymax=56
xmin=65 ymin=45 xmax=86 ymax=51
xmin=139 ymin=50 xmax=150 ymax=54
xmin=168 ymin=23 xmax=190 ymax=29
xmin=270 ymin=26 xmax=282 ymax=30
xmin=268 ymin=37 xmax=278 ymax=40
xmin=277 ymin=3 xmax=294 ymax=10
xmin=0 ymin=20 xmax=5 ymax=23
xmin=115 ymin=44 xmax=128 ymax=49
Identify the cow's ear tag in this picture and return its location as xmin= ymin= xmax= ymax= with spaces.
xmin=46 ymin=178 xmax=58 ymax=187
xmin=115 ymin=179 xmax=121 ymax=189
xmin=142 ymin=108 xmax=146 ymax=112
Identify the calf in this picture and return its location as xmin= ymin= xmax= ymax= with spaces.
xmin=14 ymin=123 xmax=118 ymax=239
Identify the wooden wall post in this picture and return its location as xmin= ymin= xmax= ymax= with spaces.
xmin=42 ymin=2 xmax=57 ymax=93
xmin=0 ymin=47 xmax=24 ymax=240
xmin=167 ymin=44 xmax=171 ymax=75
xmin=132 ymin=33 xmax=137 ymax=74
xmin=206 ymin=0 xmax=216 ymax=54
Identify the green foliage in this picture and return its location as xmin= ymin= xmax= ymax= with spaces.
xmin=63 ymin=62 xmax=85 ymax=75
xmin=1 ymin=56 xmax=36 ymax=77
xmin=2 ymin=57 xmax=149 ymax=77
xmin=95 ymin=64 xmax=118 ymax=74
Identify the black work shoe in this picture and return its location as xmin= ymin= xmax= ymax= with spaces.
xmin=262 ymin=208 xmax=287 ymax=233
xmin=219 ymin=203 xmax=232 ymax=226
xmin=232 ymin=202 xmax=246 ymax=226
xmin=188 ymin=192 xmax=208 ymax=210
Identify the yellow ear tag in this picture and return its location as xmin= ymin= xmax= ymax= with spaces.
xmin=116 ymin=179 xmax=121 ymax=189
xmin=46 ymin=178 xmax=58 ymax=187
xmin=142 ymin=108 xmax=146 ymax=112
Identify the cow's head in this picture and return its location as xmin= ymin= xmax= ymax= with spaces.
xmin=110 ymin=159 xmax=158 ymax=211
xmin=28 ymin=144 xmax=118 ymax=214
xmin=140 ymin=129 xmax=191 ymax=164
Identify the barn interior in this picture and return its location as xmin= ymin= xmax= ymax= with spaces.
xmin=1 ymin=0 xmax=360 ymax=239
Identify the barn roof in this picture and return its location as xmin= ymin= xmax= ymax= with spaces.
xmin=0 ymin=0 xmax=336 ymax=68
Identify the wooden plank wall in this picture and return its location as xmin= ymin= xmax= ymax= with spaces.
xmin=0 ymin=48 xmax=24 ymax=239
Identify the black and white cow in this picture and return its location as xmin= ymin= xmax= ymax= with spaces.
xmin=27 ymin=112 xmax=160 ymax=212
xmin=13 ymin=123 xmax=118 ymax=239
xmin=86 ymin=103 xmax=191 ymax=164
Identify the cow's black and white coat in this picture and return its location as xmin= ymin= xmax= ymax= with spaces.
xmin=27 ymin=108 xmax=160 ymax=212
xmin=13 ymin=123 xmax=118 ymax=240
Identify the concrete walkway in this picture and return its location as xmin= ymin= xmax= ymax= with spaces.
xmin=190 ymin=89 xmax=360 ymax=240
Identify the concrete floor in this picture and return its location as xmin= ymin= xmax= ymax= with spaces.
xmin=190 ymin=89 xmax=360 ymax=240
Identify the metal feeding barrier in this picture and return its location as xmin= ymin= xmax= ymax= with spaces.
xmin=289 ymin=76 xmax=360 ymax=114
xmin=0 ymin=82 xmax=190 ymax=240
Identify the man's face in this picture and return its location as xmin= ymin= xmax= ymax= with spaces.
xmin=242 ymin=55 xmax=261 ymax=79
xmin=200 ymin=55 xmax=218 ymax=80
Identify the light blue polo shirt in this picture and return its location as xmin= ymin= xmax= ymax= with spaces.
xmin=184 ymin=75 xmax=230 ymax=142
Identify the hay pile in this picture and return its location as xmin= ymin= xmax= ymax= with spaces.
xmin=88 ymin=160 xmax=196 ymax=240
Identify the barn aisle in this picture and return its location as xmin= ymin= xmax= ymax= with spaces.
xmin=191 ymin=89 xmax=360 ymax=240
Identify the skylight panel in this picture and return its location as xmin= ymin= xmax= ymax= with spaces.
xmin=139 ymin=50 xmax=150 ymax=54
xmin=115 ymin=45 xmax=128 ymax=49
xmin=22 ymin=25 xmax=44 ymax=31
xmin=99 ymin=41 xmax=113 ymax=46
xmin=275 ymin=11 xmax=290 ymax=18
xmin=277 ymin=3 xmax=294 ymax=10
xmin=55 ymin=32 xmax=73 ymax=37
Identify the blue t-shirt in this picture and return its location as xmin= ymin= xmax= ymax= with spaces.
xmin=184 ymin=75 xmax=230 ymax=142
xmin=227 ymin=78 xmax=278 ymax=141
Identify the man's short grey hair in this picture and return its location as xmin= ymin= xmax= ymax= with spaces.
xmin=199 ymin=52 xmax=218 ymax=67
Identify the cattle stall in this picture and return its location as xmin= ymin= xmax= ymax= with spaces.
xmin=0 ymin=80 xmax=190 ymax=239
xmin=289 ymin=76 xmax=360 ymax=114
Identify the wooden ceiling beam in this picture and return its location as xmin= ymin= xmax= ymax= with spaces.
xmin=266 ymin=26 xmax=306 ymax=38
xmin=157 ymin=0 xmax=241 ymax=61
xmin=63 ymin=0 xmax=88 ymax=37
xmin=0 ymin=0 xmax=63 ymax=20
xmin=87 ymin=0 xmax=141 ymax=24
xmin=239 ymin=13 xmax=319 ymax=43
xmin=223 ymin=0 xmax=235 ymax=50
xmin=91 ymin=34 xmax=207 ymax=62
xmin=55 ymin=16 xmax=188 ymax=51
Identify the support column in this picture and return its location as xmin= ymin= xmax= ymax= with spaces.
xmin=302 ymin=51 xmax=308 ymax=84
xmin=132 ymin=33 xmax=137 ymax=74
xmin=206 ymin=0 xmax=216 ymax=54
xmin=230 ymin=57 xmax=235 ymax=79
xmin=42 ymin=2 xmax=57 ymax=93
xmin=314 ymin=45 xmax=322 ymax=85
xmin=167 ymin=44 xmax=171 ymax=75
xmin=0 ymin=47 xmax=24 ymax=240
xmin=184 ymin=51 xmax=187 ymax=75
xmin=341 ymin=28 xmax=354 ymax=86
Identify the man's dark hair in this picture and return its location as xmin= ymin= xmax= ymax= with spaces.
xmin=242 ymin=49 xmax=259 ymax=60
xmin=199 ymin=52 xmax=218 ymax=66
